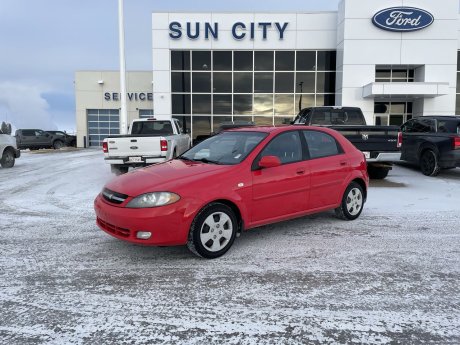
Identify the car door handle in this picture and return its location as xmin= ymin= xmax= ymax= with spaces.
xmin=340 ymin=161 xmax=347 ymax=166
xmin=296 ymin=169 xmax=306 ymax=175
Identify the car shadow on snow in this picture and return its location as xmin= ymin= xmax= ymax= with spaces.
xmin=396 ymin=162 xmax=460 ymax=180
xmin=96 ymin=211 xmax=358 ymax=261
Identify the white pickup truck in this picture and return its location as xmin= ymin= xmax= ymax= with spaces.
xmin=102 ymin=118 xmax=191 ymax=175
xmin=0 ymin=122 xmax=21 ymax=168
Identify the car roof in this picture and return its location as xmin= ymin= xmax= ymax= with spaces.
xmin=418 ymin=115 xmax=460 ymax=120
xmin=303 ymin=106 xmax=362 ymax=111
xmin=224 ymin=125 xmax=335 ymax=134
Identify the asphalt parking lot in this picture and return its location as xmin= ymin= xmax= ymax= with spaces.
xmin=0 ymin=149 xmax=459 ymax=344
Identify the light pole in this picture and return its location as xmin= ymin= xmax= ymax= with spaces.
xmin=118 ymin=0 xmax=128 ymax=134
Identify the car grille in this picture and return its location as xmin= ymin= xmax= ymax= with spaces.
xmin=102 ymin=188 xmax=128 ymax=204
xmin=97 ymin=217 xmax=130 ymax=238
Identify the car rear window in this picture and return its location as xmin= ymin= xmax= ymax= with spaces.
xmin=437 ymin=120 xmax=460 ymax=134
xmin=131 ymin=121 xmax=174 ymax=135
xmin=311 ymin=110 xmax=365 ymax=125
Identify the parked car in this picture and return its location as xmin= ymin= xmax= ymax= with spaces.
xmin=0 ymin=122 xmax=20 ymax=168
xmin=400 ymin=116 xmax=460 ymax=176
xmin=15 ymin=129 xmax=65 ymax=150
xmin=292 ymin=106 xmax=401 ymax=179
xmin=45 ymin=131 xmax=76 ymax=147
xmin=94 ymin=126 xmax=369 ymax=259
xmin=103 ymin=118 xmax=191 ymax=175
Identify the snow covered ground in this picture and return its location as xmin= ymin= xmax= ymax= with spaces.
xmin=0 ymin=149 xmax=459 ymax=344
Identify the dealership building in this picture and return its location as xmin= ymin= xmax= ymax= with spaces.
xmin=75 ymin=0 xmax=460 ymax=147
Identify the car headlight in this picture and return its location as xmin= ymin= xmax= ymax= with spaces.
xmin=126 ymin=192 xmax=180 ymax=208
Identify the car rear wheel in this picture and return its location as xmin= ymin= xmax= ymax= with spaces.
xmin=420 ymin=150 xmax=440 ymax=176
xmin=335 ymin=182 xmax=364 ymax=220
xmin=111 ymin=165 xmax=129 ymax=175
xmin=187 ymin=202 xmax=237 ymax=259
xmin=1 ymin=149 xmax=15 ymax=168
xmin=367 ymin=166 xmax=389 ymax=179
xmin=53 ymin=140 xmax=64 ymax=149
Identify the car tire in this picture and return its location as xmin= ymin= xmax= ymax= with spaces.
xmin=335 ymin=181 xmax=364 ymax=221
xmin=0 ymin=149 xmax=15 ymax=168
xmin=53 ymin=140 xmax=64 ymax=149
xmin=111 ymin=165 xmax=129 ymax=175
xmin=420 ymin=149 xmax=440 ymax=176
xmin=187 ymin=202 xmax=238 ymax=259
xmin=367 ymin=166 xmax=389 ymax=180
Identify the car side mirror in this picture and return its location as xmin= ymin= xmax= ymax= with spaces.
xmin=258 ymin=155 xmax=281 ymax=169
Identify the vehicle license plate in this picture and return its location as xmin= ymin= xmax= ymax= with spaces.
xmin=363 ymin=151 xmax=371 ymax=159
xmin=128 ymin=156 xmax=142 ymax=163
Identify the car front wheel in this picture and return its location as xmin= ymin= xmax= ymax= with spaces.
xmin=420 ymin=149 xmax=440 ymax=176
xmin=187 ymin=202 xmax=238 ymax=259
xmin=1 ymin=149 xmax=15 ymax=168
xmin=335 ymin=182 xmax=364 ymax=220
xmin=53 ymin=140 xmax=64 ymax=149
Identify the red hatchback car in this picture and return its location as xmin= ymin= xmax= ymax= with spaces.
xmin=94 ymin=126 xmax=369 ymax=258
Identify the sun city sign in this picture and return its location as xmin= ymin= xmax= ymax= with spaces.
xmin=372 ymin=7 xmax=434 ymax=32
xmin=169 ymin=22 xmax=289 ymax=40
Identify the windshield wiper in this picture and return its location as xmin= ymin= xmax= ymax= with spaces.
xmin=193 ymin=158 xmax=221 ymax=164
xmin=178 ymin=156 xmax=194 ymax=161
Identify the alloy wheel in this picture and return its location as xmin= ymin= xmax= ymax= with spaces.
xmin=346 ymin=188 xmax=363 ymax=216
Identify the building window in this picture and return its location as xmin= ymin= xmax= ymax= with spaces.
xmin=171 ymin=50 xmax=336 ymax=140
xmin=139 ymin=109 xmax=154 ymax=118
xmin=374 ymin=102 xmax=412 ymax=126
xmin=87 ymin=109 xmax=119 ymax=147
xmin=375 ymin=67 xmax=415 ymax=83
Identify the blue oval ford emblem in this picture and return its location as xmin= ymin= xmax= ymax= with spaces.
xmin=372 ymin=7 xmax=434 ymax=32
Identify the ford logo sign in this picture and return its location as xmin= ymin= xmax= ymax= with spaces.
xmin=372 ymin=7 xmax=434 ymax=32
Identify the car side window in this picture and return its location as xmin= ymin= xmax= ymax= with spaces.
xmin=22 ymin=130 xmax=35 ymax=136
xmin=259 ymin=131 xmax=302 ymax=164
xmin=175 ymin=120 xmax=184 ymax=134
xmin=35 ymin=130 xmax=45 ymax=136
xmin=401 ymin=119 xmax=417 ymax=133
xmin=303 ymin=130 xmax=342 ymax=159
xmin=411 ymin=119 xmax=434 ymax=133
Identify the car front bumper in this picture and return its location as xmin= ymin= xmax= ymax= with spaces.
xmin=94 ymin=194 xmax=190 ymax=246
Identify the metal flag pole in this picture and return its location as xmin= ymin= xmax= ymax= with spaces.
xmin=118 ymin=0 xmax=128 ymax=134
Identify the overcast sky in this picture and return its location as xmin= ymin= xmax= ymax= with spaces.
xmin=0 ymin=0 xmax=340 ymax=132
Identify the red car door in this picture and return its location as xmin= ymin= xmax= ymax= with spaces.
xmin=251 ymin=131 xmax=310 ymax=224
xmin=302 ymin=130 xmax=351 ymax=210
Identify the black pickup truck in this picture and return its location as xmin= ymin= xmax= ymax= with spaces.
xmin=400 ymin=116 xmax=460 ymax=176
xmin=15 ymin=129 xmax=65 ymax=150
xmin=292 ymin=106 xmax=401 ymax=179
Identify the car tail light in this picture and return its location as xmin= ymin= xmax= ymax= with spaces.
xmin=102 ymin=141 xmax=108 ymax=153
xmin=160 ymin=139 xmax=168 ymax=151
xmin=397 ymin=132 xmax=402 ymax=148
xmin=452 ymin=136 xmax=460 ymax=150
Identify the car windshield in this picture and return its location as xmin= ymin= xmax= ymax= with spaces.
xmin=180 ymin=131 xmax=267 ymax=165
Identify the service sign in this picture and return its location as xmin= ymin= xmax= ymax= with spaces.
xmin=372 ymin=7 xmax=434 ymax=32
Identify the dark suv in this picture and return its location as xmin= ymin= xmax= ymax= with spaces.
xmin=400 ymin=116 xmax=460 ymax=176
xmin=45 ymin=131 xmax=76 ymax=147
xmin=15 ymin=129 xmax=65 ymax=150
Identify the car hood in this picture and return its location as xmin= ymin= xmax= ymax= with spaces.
xmin=104 ymin=159 xmax=233 ymax=197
